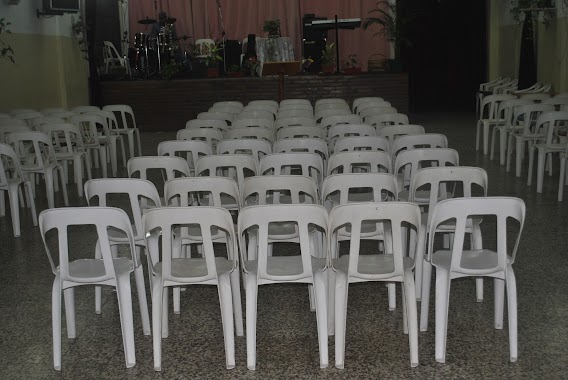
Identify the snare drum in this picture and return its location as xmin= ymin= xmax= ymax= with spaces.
xmin=134 ymin=33 xmax=148 ymax=49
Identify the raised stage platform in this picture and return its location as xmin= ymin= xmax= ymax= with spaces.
xmin=99 ymin=73 xmax=408 ymax=132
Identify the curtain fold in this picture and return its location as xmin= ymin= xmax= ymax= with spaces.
xmin=128 ymin=0 xmax=388 ymax=70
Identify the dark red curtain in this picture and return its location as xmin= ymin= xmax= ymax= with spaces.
xmin=128 ymin=0 xmax=388 ymax=70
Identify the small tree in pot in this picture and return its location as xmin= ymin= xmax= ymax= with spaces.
xmin=202 ymin=44 xmax=223 ymax=78
xmin=343 ymin=54 xmax=361 ymax=75
xmin=321 ymin=43 xmax=336 ymax=74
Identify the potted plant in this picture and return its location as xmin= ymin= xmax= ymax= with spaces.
xmin=71 ymin=16 xmax=89 ymax=61
xmin=0 ymin=17 xmax=15 ymax=63
xmin=263 ymin=19 xmax=281 ymax=38
xmin=363 ymin=1 xmax=412 ymax=73
xmin=202 ymin=44 xmax=223 ymax=78
xmin=227 ymin=64 xmax=244 ymax=78
xmin=320 ymin=43 xmax=336 ymax=74
xmin=243 ymin=56 xmax=260 ymax=77
xmin=510 ymin=0 xmax=555 ymax=25
xmin=343 ymin=54 xmax=361 ymax=75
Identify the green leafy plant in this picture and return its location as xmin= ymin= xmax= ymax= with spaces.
xmin=263 ymin=19 xmax=281 ymax=37
xmin=71 ymin=16 xmax=89 ymax=61
xmin=161 ymin=60 xmax=180 ymax=80
xmin=321 ymin=43 xmax=336 ymax=65
xmin=202 ymin=44 xmax=223 ymax=68
xmin=363 ymin=1 xmax=412 ymax=59
xmin=0 ymin=18 xmax=15 ymax=63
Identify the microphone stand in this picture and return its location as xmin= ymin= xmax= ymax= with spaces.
xmin=217 ymin=0 xmax=227 ymax=74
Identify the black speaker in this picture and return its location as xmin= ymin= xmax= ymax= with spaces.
xmin=219 ymin=40 xmax=242 ymax=74
xmin=302 ymin=14 xmax=327 ymax=72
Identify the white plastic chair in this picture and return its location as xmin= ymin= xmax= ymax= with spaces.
xmin=177 ymin=128 xmax=224 ymax=152
xmin=47 ymin=111 xmax=76 ymax=121
xmin=127 ymin=156 xmax=190 ymax=185
xmin=276 ymin=109 xmax=313 ymax=120
xmin=360 ymin=107 xmax=398 ymax=123
xmin=248 ymin=99 xmax=279 ymax=110
xmin=29 ymin=116 xmax=66 ymax=130
xmin=542 ymin=97 xmax=568 ymax=109
xmin=277 ymin=126 xmax=323 ymax=140
xmin=38 ymin=123 xmax=92 ymax=197
xmin=185 ymin=119 xmax=229 ymax=134
xmin=217 ymin=139 xmax=272 ymax=162
xmin=0 ymin=123 xmax=31 ymax=143
xmin=226 ymin=127 xmax=274 ymax=144
xmin=366 ymin=113 xmax=410 ymax=129
xmin=352 ymin=97 xmax=384 ymax=113
xmin=72 ymin=106 xmax=101 ymax=114
xmin=102 ymin=105 xmax=142 ymax=159
xmin=275 ymin=116 xmax=315 ymax=130
xmin=213 ymin=101 xmax=244 ymax=110
xmin=327 ymin=150 xmax=392 ymax=176
xmin=378 ymin=125 xmax=426 ymax=146
xmin=280 ymin=99 xmax=311 ymax=107
xmin=143 ymin=206 xmax=242 ymax=371
xmin=39 ymin=206 xmax=150 ymax=370
xmin=243 ymin=104 xmax=277 ymax=118
xmin=103 ymin=40 xmax=130 ymax=75
xmin=314 ymin=108 xmax=351 ymax=124
xmin=88 ymin=110 xmax=128 ymax=175
xmin=391 ymin=133 xmax=448 ymax=159
xmin=329 ymin=202 xmax=421 ymax=368
xmin=506 ymin=104 xmax=555 ymax=177
xmin=321 ymin=173 xmax=398 ymax=210
xmin=356 ymin=101 xmax=392 ymax=115
xmin=476 ymin=94 xmax=516 ymax=155
xmin=6 ymin=131 xmax=69 ymax=208
xmin=421 ymin=197 xmax=525 ymax=363
xmin=327 ymin=124 xmax=376 ymax=153
xmin=314 ymin=102 xmax=350 ymax=113
xmin=519 ymin=93 xmax=551 ymax=102
xmin=259 ymin=152 xmax=324 ymax=189
xmin=527 ymin=111 xmax=568 ymax=192
xmin=157 ymin=139 xmax=212 ymax=175
xmin=13 ymin=111 xmax=45 ymax=126
xmin=333 ymin=136 xmax=390 ymax=153
xmin=209 ymin=105 xmax=242 ymax=115
xmin=194 ymin=38 xmax=216 ymax=58
xmin=278 ymin=104 xmax=313 ymax=114
xmin=0 ymin=143 xmax=37 ymax=237
xmin=196 ymin=154 xmax=258 ymax=189
xmin=197 ymin=111 xmax=233 ymax=125
xmin=238 ymin=204 xmax=328 ymax=370
xmin=315 ymin=98 xmax=347 ymax=107
xmin=320 ymin=114 xmax=363 ymax=138
xmin=70 ymin=114 xmax=112 ymax=177
xmin=235 ymin=110 xmax=274 ymax=122
xmin=241 ymin=175 xmax=319 ymax=207
xmin=232 ymin=118 xmax=274 ymax=130
xmin=411 ymin=166 xmax=488 ymax=308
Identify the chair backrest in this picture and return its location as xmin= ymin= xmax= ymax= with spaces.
xmin=232 ymin=118 xmax=274 ymax=130
xmin=360 ymin=107 xmax=398 ymax=122
xmin=238 ymin=204 xmax=328 ymax=282
xmin=320 ymin=114 xmax=363 ymax=136
xmin=226 ymin=127 xmax=274 ymax=143
xmin=276 ymin=109 xmax=313 ymax=120
xmin=13 ymin=112 xmax=45 ymax=125
xmin=277 ymin=126 xmax=323 ymax=140
xmin=216 ymin=138 xmax=272 ymax=162
xmin=84 ymin=178 xmax=162 ymax=241
xmin=197 ymin=111 xmax=233 ymax=125
xmin=517 ymin=104 xmax=556 ymax=135
xmin=157 ymin=140 xmax=212 ymax=172
xmin=321 ymin=173 xmax=398 ymax=210
xmin=196 ymin=154 xmax=258 ymax=188
xmin=519 ymin=93 xmax=551 ymax=101
xmin=40 ymin=207 xmax=138 ymax=283
xmin=213 ymin=101 xmax=244 ymax=110
xmin=37 ymin=123 xmax=85 ymax=154
xmin=46 ymin=111 xmax=76 ymax=121
xmin=185 ymin=119 xmax=229 ymax=133
xmin=542 ymin=97 xmax=568 ymax=109
xmin=328 ymin=202 xmax=421 ymax=280
xmin=352 ymin=97 xmax=384 ymax=113
xmin=243 ymin=104 xmax=278 ymax=117
xmin=315 ymin=98 xmax=347 ymax=107
xmin=314 ymin=102 xmax=350 ymax=113
xmin=366 ymin=113 xmax=409 ymax=128
xmin=0 ymin=143 xmax=25 ymax=186
xmin=127 ymin=156 xmax=191 ymax=184
xmin=235 ymin=110 xmax=274 ymax=122
xmin=356 ymin=101 xmax=392 ymax=115
xmin=241 ymin=175 xmax=319 ymax=206
xmin=394 ymin=148 xmax=459 ymax=191
xmin=278 ymin=103 xmax=313 ymax=113
xmin=479 ymin=94 xmax=517 ymax=120
xmin=164 ymin=176 xmax=239 ymax=210
xmin=0 ymin=123 xmax=32 ymax=143
xmin=72 ymin=106 xmax=101 ymax=114
xmin=314 ymin=108 xmax=351 ymax=124
xmin=327 ymin=124 xmax=376 ymax=153
xmin=333 ymin=136 xmax=390 ymax=153
xmin=496 ymin=99 xmax=534 ymax=126
xmin=275 ymin=116 xmax=315 ymax=130
xmin=248 ymin=99 xmax=279 ymax=110
xmin=143 ymin=206 xmax=238 ymax=283
xmin=176 ymin=128 xmax=224 ymax=150
xmin=391 ymin=133 xmax=448 ymax=158
xmin=29 ymin=117 xmax=66 ymax=129
xmin=378 ymin=125 xmax=426 ymax=144
xmin=209 ymin=105 xmax=242 ymax=115
xmin=0 ymin=118 xmax=28 ymax=127
xmin=194 ymin=39 xmax=216 ymax=55
xmin=280 ymin=99 xmax=312 ymax=107
xmin=70 ymin=114 xmax=108 ymax=144
xmin=410 ymin=166 xmax=488 ymax=224
xmin=102 ymin=105 xmax=137 ymax=131
xmin=535 ymin=111 xmax=568 ymax=145
xmin=326 ymin=150 xmax=392 ymax=176
xmin=6 ymin=131 xmax=58 ymax=168
xmin=273 ymin=138 xmax=329 ymax=160
xmin=259 ymin=152 xmax=324 ymax=188
xmin=103 ymin=41 xmax=122 ymax=59
xmin=428 ymin=197 xmax=525 ymax=274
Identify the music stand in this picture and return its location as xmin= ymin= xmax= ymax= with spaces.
xmin=261 ymin=61 xmax=301 ymax=77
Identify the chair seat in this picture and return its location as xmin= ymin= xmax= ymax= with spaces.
xmin=245 ymin=256 xmax=325 ymax=276
xmin=534 ymin=143 xmax=565 ymax=152
xmin=66 ymin=257 xmax=133 ymax=279
xmin=153 ymin=257 xmax=233 ymax=278
xmin=399 ymin=190 xmax=452 ymax=203
xmin=432 ymin=249 xmax=511 ymax=271
xmin=333 ymin=254 xmax=414 ymax=275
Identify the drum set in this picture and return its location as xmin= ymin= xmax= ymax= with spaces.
xmin=133 ymin=17 xmax=193 ymax=77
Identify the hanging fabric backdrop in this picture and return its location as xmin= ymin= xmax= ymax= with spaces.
xmin=128 ymin=0 xmax=388 ymax=71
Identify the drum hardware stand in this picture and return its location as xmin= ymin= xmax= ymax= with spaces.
xmin=217 ymin=0 xmax=227 ymax=73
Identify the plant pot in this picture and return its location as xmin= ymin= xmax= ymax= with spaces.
xmin=207 ymin=67 xmax=220 ymax=78
xmin=321 ymin=64 xmax=335 ymax=74
xmin=344 ymin=67 xmax=361 ymax=75
xmin=228 ymin=71 xmax=244 ymax=78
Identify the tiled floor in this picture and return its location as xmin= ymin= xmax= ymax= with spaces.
xmin=1 ymin=112 xmax=567 ymax=379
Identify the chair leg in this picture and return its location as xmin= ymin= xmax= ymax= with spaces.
xmin=152 ymin=281 xmax=163 ymax=371
xmin=314 ymin=272 xmax=329 ymax=368
xmin=435 ymin=269 xmax=451 ymax=363
xmin=74 ymin=157 xmax=84 ymax=197
xmin=490 ymin=127 xmax=498 ymax=160
xmin=515 ymin=138 xmax=523 ymax=177
xmin=527 ymin=146 xmax=535 ymax=186
xmin=327 ymin=269 xmax=336 ymax=336
xmin=483 ymin=121 xmax=490 ymax=155
xmin=52 ymin=278 xmax=62 ymax=370
xmin=420 ymin=260 xmax=432 ymax=332
xmin=334 ymin=271 xmax=349 ymax=369
xmin=475 ymin=122 xmax=481 ymax=151
xmin=559 ymin=158 xmax=566 ymax=201
xmin=173 ymin=287 xmax=181 ymax=315
xmin=506 ymin=135 xmax=514 ymax=172
xmin=414 ymin=228 xmax=427 ymax=301
xmin=506 ymin=266 xmax=518 ymax=362
xmin=388 ymin=283 xmax=396 ymax=311
xmin=217 ymin=273 xmax=236 ymax=369
xmin=134 ymin=265 xmax=151 ymax=335
xmin=7 ymin=186 xmax=21 ymax=237
xmin=245 ymin=274 xmax=258 ymax=370
xmin=135 ymin=129 xmax=142 ymax=157
xmin=230 ymin=269 xmax=244 ymax=336
xmin=127 ymin=133 xmax=135 ymax=159
xmin=25 ymin=181 xmax=38 ymax=227
xmin=162 ymin=287 xmax=169 ymax=338
xmin=499 ymin=127 xmax=508 ymax=165
xmin=494 ymin=277 xmax=505 ymax=329
xmin=63 ymin=287 xmax=76 ymax=338
xmin=536 ymin=149 xmax=546 ymax=193
xmin=403 ymin=272 xmax=419 ymax=367
xmin=116 ymin=275 xmax=136 ymax=368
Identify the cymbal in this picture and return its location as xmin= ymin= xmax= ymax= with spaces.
xmin=166 ymin=17 xmax=177 ymax=24
xmin=138 ymin=18 xmax=156 ymax=25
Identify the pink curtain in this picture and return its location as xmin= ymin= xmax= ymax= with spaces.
xmin=128 ymin=0 xmax=388 ymax=70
